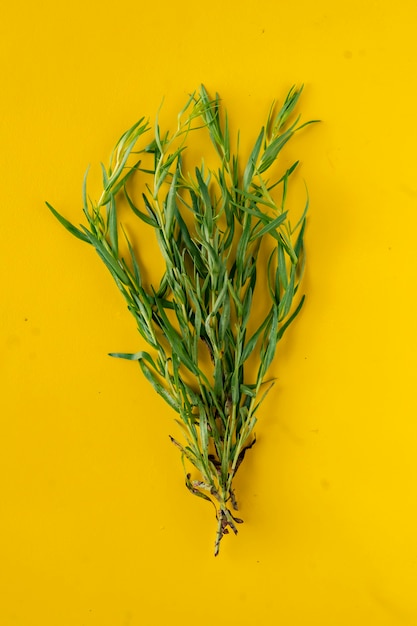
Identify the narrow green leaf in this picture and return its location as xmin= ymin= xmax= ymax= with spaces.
xmin=227 ymin=281 xmax=243 ymax=318
xmin=82 ymin=165 xmax=91 ymax=217
xmin=121 ymin=225 xmax=141 ymax=287
xmin=249 ymin=211 xmax=288 ymax=242
xmin=175 ymin=209 xmax=205 ymax=275
xmin=110 ymin=158 xmax=141 ymax=198
xmin=277 ymin=240 xmax=288 ymax=292
xmin=240 ymin=384 xmax=256 ymax=397
xmin=154 ymin=297 xmax=200 ymax=376
xmin=243 ymin=128 xmax=264 ymax=191
xmin=81 ymin=231 xmax=129 ymax=284
xmin=211 ymin=271 xmax=229 ymax=316
xmin=195 ymin=167 xmax=213 ymax=236
xmin=236 ymin=215 xmax=252 ymax=278
xmin=278 ymin=277 xmax=296 ymax=321
xmin=109 ymin=350 xmax=156 ymax=365
xmin=165 ymin=161 xmax=179 ymax=238
xmin=273 ymin=85 xmax=302 ymax=131
xmin=123 ymin=188 xmax=157 ymax=227
xmin=218 ymin=287 xmax=231 ymax=344
xmin=139 ymin=359 xmax=179 ymax=412
xmin=277 ymin=295 xmax=305 ymax=341
xmin=198 ymin=402 xmax=209 ymax=463
xmin=45 ymin=202 xmax=91 ymax=244
xmin=258 ymin=127 xmax=295 ymax=174
xmin=107 ymin=195 xmax=118 ymax=255
xmin=241 ymin=308 xmax=273 ymax=363
xmin=100 ymin=163 xmax=109 ymax=188
xmin=232 ymin=188 xmax=276 ymax=210
xmin=260 ymin=304 xmax=279 ymax=376
xmin=241 ymin=284 xmax=253 ymax=330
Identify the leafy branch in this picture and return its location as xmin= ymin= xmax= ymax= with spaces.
xmin=47 ymin=85 xmax=317 ymax=555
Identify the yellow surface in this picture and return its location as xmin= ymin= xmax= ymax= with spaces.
xmin=1 ymin=0 xmax=417 ymax=624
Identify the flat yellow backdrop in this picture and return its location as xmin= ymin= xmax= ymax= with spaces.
xmin=2 ymin=1 xmax=417 ymax=624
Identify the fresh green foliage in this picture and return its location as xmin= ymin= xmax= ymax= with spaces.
xmin=47 ymin=86 xmax=317 ymax=555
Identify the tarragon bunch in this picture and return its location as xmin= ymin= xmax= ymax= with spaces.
xmin=47 ymin=86 xmax=316 ymax=555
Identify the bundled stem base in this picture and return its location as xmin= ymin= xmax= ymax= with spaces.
xmin=47 ymin=85 xmax=316 ymax=555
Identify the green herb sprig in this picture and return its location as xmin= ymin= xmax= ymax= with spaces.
xmin=47 ymin=85 xmax=317 ymax=555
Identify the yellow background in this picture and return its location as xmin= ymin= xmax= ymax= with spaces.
xmin=1 ymin=0 xmax=417 ymax=624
